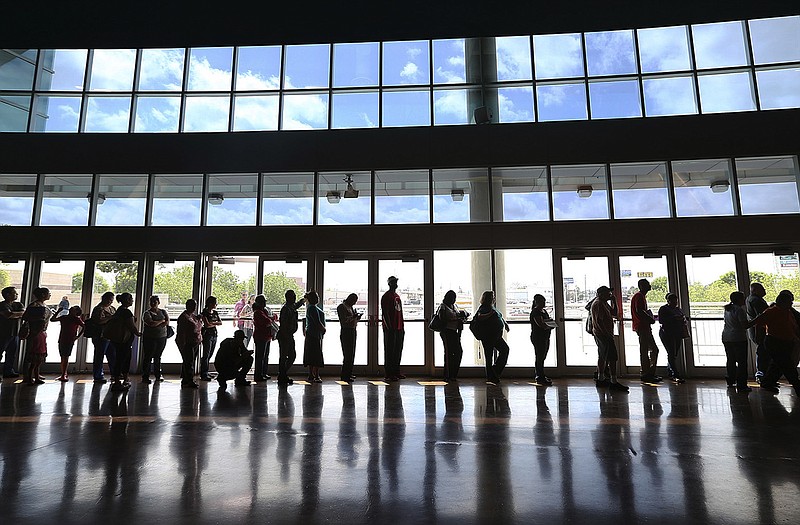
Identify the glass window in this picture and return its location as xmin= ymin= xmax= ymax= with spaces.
xmin=672 ymin=159 xmax=735 ymax=217
xmin=433 ymin=38 xmax=466 ymax=84
xmin=588 ymin=79 xmax=641 ymax=119
xmin=735 ymin=156 xmax=800 ymax=215
xmin=642 ymin=75 xmax=698 ymax=116
xmin=698 ymin=71 xmax=756 ymax=113
xmin=261 ymin=172 xmax=314 ymax=225
xmin=493 ymin=86 xmax=534 ymax=123
xmin=37 ymin=49 xmax=87 ymax=90
xmin=382 ymin=40 xmax=430 ymax=86
xmin=561 ymin=256 xmax=610 ymax=366
xmin=31 ymin=95 xmax=81 ymax=132
xmin=0 ymin=260 xmax=25 ymax=292
xmin=233 ymin=94 xmax=279 ymax=131
xmin=692 ymin=21 xmax=750 ymax=69
xmin=323 ymin=260 xmax=367 ymax=366
xmin=551 ymin=164 xmax=609 ymax=221
xmin=95 ymin=174 xmax=148 ymax=226
xmin=151 ymin=174 xmax=203 ymax=226
xmin=133 ymin=96 xmax=180 ymax=132
xmin=0 ymin=174 xmax=36 ymax=226
xmin=183 ymin=95 xmax=230 ymax=132
xmin=152 ymin=260 xmax=196 ymax=364
xmin=382 ymin=90 xmax=430 ymax=127
xmin=747 ymin=252 xmax=800 ymax=304
xmin=88 ymin=49 xmax=136 ymax=91
xmin=610 ymin=162 xmax=671 ymax=219
xmin=138 ymin=48 xmax=185 ymax=91
xmin=749 ymin=16 xmax=800 ymax=65
xmin=495 ymin=36 xmax=532 ymax=81
xmin=262 ymin=259 xmax=307 ymax=352
xmin=374 ymin=169 xmax=430 ymax=224
xmin=533 ymin=33 xmax=584 ymax=79
xmin=208 ymin=257 xmax=257 ymax=342
xmin=433 ymin=88 xmax=470 ymax=125
xmin=377 ymin=259 xmax=426 ymax=366
xmin=637 ymin=26 xmax=692 ymax=73
xmin=0 ymin=49 xmax=36 ymax=90
xmin=756 ymin=68 xmax=800 ymax=110
xmin=432 ymin=168 xmax=490 ymax=223
xmin=39 ymin=174 xmax=92 ymax=226
xmin=0 ymin=95 xmax=30 ymax=132
xmin=282 ymin=93 xmax=328 ymax=130
xmin=493 ymin=166 xmax=549 ymax=222
xmin=283 ymin=44 xmax=330 ymax=89
xmin=187 ymin=47 xmax=233 ymax=91
xmin=536 ymin=83 xmax=587 ymax=121
xmin=38 ymin=260 xmax=85 ymax=364
xmin=332 ymin=91 xmax=378 ymax=129
xmin=84 ymin=96 xmax=131 ymax=132
xmin=317 ymin=171 xmax=371 ymax=225
xmin=235 ymin=46 xmax=281 ymax=90
xmin=206 ymin=173 xmax=258 ymax=225
xmin=333 ymin=42 xmax=379 ymax=87
xmin=585 ymin=30 xmax=637 ymax=76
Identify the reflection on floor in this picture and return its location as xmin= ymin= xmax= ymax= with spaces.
xmin=1 ymin=377 xmax=799 ymax=524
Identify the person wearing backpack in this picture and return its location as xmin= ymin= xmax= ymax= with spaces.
xmin=591 ymin=286 xmax=628 ymax=392
xmin=107 ymin=293 xmax=141 ymax=392
xmin=437 ymin=290 xmax=468 ymax=381
xmin=472 ymin=290 xmax=509 ymax=385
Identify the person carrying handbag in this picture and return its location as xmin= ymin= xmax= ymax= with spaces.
xmin=436 ymin=290 xmax=468 ymax=381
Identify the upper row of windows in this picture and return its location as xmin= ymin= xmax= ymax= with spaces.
xmin=0 ymin=155 xmax=797 ymax=227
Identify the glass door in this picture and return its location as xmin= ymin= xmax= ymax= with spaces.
xmin=262 ymin=256 xmax=310 ymax=366
xmin=37 ymin=259 xmax=89 ymax=370
xmin=149 ymin=259 xmax=199 ymax=369
xmin=559 ymin=256 xmax=611 ymax=368
xmin=377 ymin=257 xmax=427 ymax=372
xmin=322 ymin=258 xmax=370 ymax=372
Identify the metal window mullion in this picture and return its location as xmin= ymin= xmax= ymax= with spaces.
xmin=128 ymin=49 xmax=142 ymax=133
xmin=328 ymin=45 xmax=334 ymax=129
xmin=379 ymin=42 xmax=384 ymax=127
xmin=605 ymin=163 xmax=615 ymax=220
xmin=742 ymin=21 xmax=761 ymax=111
xmin=665 ymin=160 xmax=678 ymax=218
xmin=686 ymin=26 xmax=703 ymax=114
xmin=26 ymin=50 xmax=42 ymax=132
xmin=370 ymin=170 xmax=376 ymax=224
xmin=632 ymin=29 xmax=646 ymax=117
xmin=178 ymin=48 xmax=190 ymax=132
xmin=487 ymin=167 xmax=495 ymax=222
xmin=228 ymin=46 xmax=239 ymax=132
xmin=729 ymin=158 xmax=743 ymax=216
xmin=201 ymin=173 xmax=210 ymax=226
xmin=144 ymin=173 xmax=155 ymax=226
xmin=79 ymin=50 xmax=93 ymax=132
xmin=256 ymin=172 xmax=264 ymax=226
xmin=278 ymin=45 xmax=286 ymax=130
xmin=428 ymin=169 xmax=434 ymax=224
xmin=88 ymin=173 xmax=100 ymax=226
xmin=529 ymin=36 xmax=538 ymax=121
xmin=31 ymin=173 xmax=44 ymax=226
xmin=546 ymin=165 xmax=555 ymax=221
xmin=429 ymin=40 xmax=434 ymax=126
xmin=312 ymin=171 xmax=319 ymax=226
xmin=581 ymin=33 xmax=591 ymax=120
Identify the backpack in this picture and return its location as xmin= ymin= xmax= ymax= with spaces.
xmin=83 ymin=317 xmax=100 ymax=338
xmin=102 ymin=315 xmax=129 ymax=344
xmin=585 ymin=299 xmax=595 ymax=335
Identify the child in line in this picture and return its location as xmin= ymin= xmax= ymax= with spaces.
xmin=52 ymin=305 xmax=85 ymax=382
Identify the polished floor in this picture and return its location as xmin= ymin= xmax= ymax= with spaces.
xmin=1 ymin=375 xmax=799 ymax=525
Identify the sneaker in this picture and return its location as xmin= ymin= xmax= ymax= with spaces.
xmin=262 ymin=375 xmax=272 ymax=380
xmin=737 ymin=385 xmax=752 ymax=393
xmin=761 ymin=384 xmax=779 ymax=394
xmin=313 ymin=377 xmax=323 ymax=383
xmin=57 ymin=376 xmax=69 ymax=382
xmin=4 ymin=373 xmax=19 ymax=379
xmin=652 ymin=376 xmax=664 ymax=383
xmin=670 ymin=376 xmax=686 ymax=384
xmin=340 ymin=377 xmax=354 ymax=383
xmin=397 ymin=374 xmax=407 ymax=380
xmin=218 ymin=379 xmax=227 ymax=390
xmin=235 ymin=380 xmax=251 ymax=387
xmin=157 ymin=377 xmax=165 ymax=382
xmin=535 ymin=376 xmax=552 ymax=385
xmin=595 ymin=378 xmax=611 ymax=387
xmin=200 ymin=376 xmax=212 ymax=382
xmin=277 ymin=377 xmax=294 ymax=385
xmin=34 ymin=378 xmax=46 ymax=385
xmin=94 ymin=378 xmax=107 ymax=384
xmin=609 ymin=382 xmax=629 ymax=392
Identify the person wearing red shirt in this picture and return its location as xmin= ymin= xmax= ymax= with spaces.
xmin=381 ymin=276 xmax=404 ymax=381
xmin=52 ymin=305 xmax=85 ymax=382
xmin=754 ymin=290 xmax=800 ymax=395
xmin=631 ymin=279 xmax=661 ymax=383
xmin=252 ymin=294 xmax=278 ymax=382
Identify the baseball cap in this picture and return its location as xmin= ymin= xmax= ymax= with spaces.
xmin=596 ymin=285 xmax=613 ymax=294
xmin=387 ymin=275 xmax=399 ymax=284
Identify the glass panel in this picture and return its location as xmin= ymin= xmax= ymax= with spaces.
xmin=206 ymin=173 xmax=258 ymax=226
xmin=0 ymin=174 xmax=36 ymax=225
xmin=432 ymin=168 xmax=490 ymax=223
xmin=0 ymin=260 xmax=25 ymax=291
xmin=588 ymin=79 xmax=641 ymax=119
xmin=187 ymin=47 xmax=233 ymax=91
xmin=323 ymin=260 xmax=368 ymax=366
xmin=642 ymin=75 xmax=698 ymax=116
xmin=433 ymin=250 xmax=491 ymax=368
xmin=382 ymin=40 xmax=430 ymax=86
xmin=672 ymin=159 xmax=735 ymax=217
xmin=610 ymin=162 xmax=671 ymax=219
xmin=561 ymin=256 xmax=610 ymax=366
xmin=756 ymin=68 xmax=800 ymax=110
xmin=138 ymin=48 xmax=185 ymax=91
xmin=433 ymin=39 xmax=466 ymax=84
xmin=233 ymin=94 xmax=279 ymax=131
xmin=637 ymin=26 xmax=692 ymax=73
xmin=133 ymin=96 xmax=180 ymax=132
xmin=749 ymin=16 xmax=800 ymax=65
xmin=374 ymin=169 xmax=429 ymax=224
xmin=698 ymin=71 xmax=756 ymax=113
xmin=152 ymin=260 xmax=195 ymax=364
xmin=31 ymin=95 xmax=81 ymax=132
xmin=151 ymin=174 xmax=203 ymax=226
xmin=283 ymin=44 xmax=330 ymax=89
xmin=317 ymin=171 xmax=371 ymax=225
xmin=282 ymin=93 xmax=328 ymax=130
xmin=0 ymin=95 xmax=30 ymax=132
xmin=235 ymin=46 xmax=281 ymax=90
xmin=493 ymin=86 xmax=534 ymax=123
xmin=496 ymin=249 xmax=556 ymax=368
xmin=495 ymin=36 xmax=532 ymax=81
xmin=533 ymin=33 xmax=584 ymax=79
xmin=37 ymin=49 xmax=87 ymax=90
xmin=747 ymin=252 xmax=800 ymax=303
xmin=39 ymin=174 xmax=92 ymax=226
xmin=551 ymin=164 xmax=609 ymax=221
xmin=183 ymin=95 xmax=230 ymax=132
xmin=261 ymin=172 xmax=314 ymax=225
xmin=585 ymin=30 xmax=637 ymax=76
xmin=333 ymin=42 xmax=379 ymax=87
xmin=38 ymin=260 xmax=85 ymax=364
xmin=332 ymin=91 xmax=378 ymax=129
xmin=209 ymin=256 xmax=258 ymax=351
xmin=685 ymin=254 xmax=737 ymax=367
xmin=382 ymin=90 xmax=430 ymax=127
xmin=95 ymin=174 xmax=148 ymax=226
xmin=618 ymin=255 xmax=671 ymax=371
xmin=735 ymin=156 xmax=800 ymax=215
xmin=433 ymin=88 xmax=470 ymax=125
xmin=0 ymin=49 xmax=36 ymax=90
xmin=88 ymin=49 xmax=136 ymax=91
xmin=84 ymin=96 xmax=131 ymax=132
xmin=493 ymin=166 xmax=549 ymax=222
xmin=378 ymin=259 xmax=425 ymax=366
xmin=536 ymin=83 xmax=587 ymax=121
xmin=692 ymin=21 xmax=750 ymax=69
xmin=262 ymin=260 xmax=308 ymax=353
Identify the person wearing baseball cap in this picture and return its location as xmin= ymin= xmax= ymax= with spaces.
xmin=381 ymin=276 xmax=404 ymax=381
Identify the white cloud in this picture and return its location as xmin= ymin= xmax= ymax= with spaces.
xmin=188 ymin=56 xmax=232 ymax=91
xmin=139 ymin=49 xmax=184 ymax=90
xmin=400 ymin=62 xmax=420 ymax=81
xmin=434 ymin=90 xmax=466 ymax=119
xmin=533 ymin=34 xmax=583 ymax=78
xmin=407 ymin=47 xmax=423 ymax=58
xmin=236 ymin=71 xmax=280 ymax=91
xmin=89 ymin=49 xmax=136 ymax=90
xmin=233 ymin=96 xmax=279 ymax=131
xmin=282 ymin=94 xmax=328 ymax=130
xmin=496 ymin=36 xmax=532 ymax=81
xmin=497 ymin=92 xmax=533 ymax=122
xmin=361 ymin=112 xmax=375 ymax=128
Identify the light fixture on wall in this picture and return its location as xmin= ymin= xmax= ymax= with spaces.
xmin=326 ymin=191 xmax=341 ymax=204
xmin=208 ymin=193 xmax=224 ymax=205
xmin=87 ymin=192 xmax=106 ymax=205
xmin=451 ymin=189 xmax=465 ymax=201
xmin=577 ymin=185 xmax=593 ymax=198
xmin=710 ymin=180 xmax=730 ymax=193
xmin=343 ymin=174 xmax=359 ymax=199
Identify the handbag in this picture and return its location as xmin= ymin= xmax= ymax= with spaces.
xmin=428 ymin=306 xmax=446 ymax=332
xmin=269 ymin=321 xmax=280 ymax=340
xmin=680 ymin=320 xmax=691 ymax=339
xmin=102 ymin=315 xmax=129 ymax=344
xmin=18 ymin=320 xmax=30 ymax=340
xmin=166 ymin=325 xmax=175 ymax=338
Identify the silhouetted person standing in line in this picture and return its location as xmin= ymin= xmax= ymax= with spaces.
xmin=529 ymin=293 xmax=555 ymax=385
xmin=277 ymin=290 xmax=306 ymax=385
xmin=381 ymin=276 xmax=405 ymax=381
xmin=631 ymin=279 xmax=661 ymax=383
xmin=337 ymin=293 xmax=361 ymax=383
xmin=722 ymin=291 xmax=754 ymax=393
xmin=438 ymin=290 xmax=468 ymax=381
xmin=176 ymin=298 xmax=203 ymax=389
xmin=754 ymin=290 xmax=800 ymax=396
xmin=592 ymin=286 xmax=628 ymax=392
xmin=472 ymin=290 xmax=510 ymax=385
xmin=657 ymin=293 xmax=687 ymax=383
xmin=89 ymin=291 xmax=116 ymax=383
xmin=0 ymin=286 xmax=24 ymax=379
xmin=746 ymin=282 xmax=769 ymax=382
